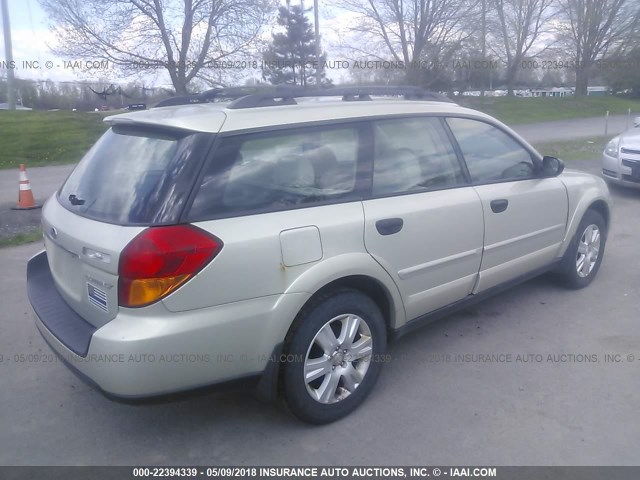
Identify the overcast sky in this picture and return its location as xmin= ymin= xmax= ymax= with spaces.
xmin=0 ymin=0 xmax=357 ymax=87
xmin=0 ymin=0 xmax=73 ymax=81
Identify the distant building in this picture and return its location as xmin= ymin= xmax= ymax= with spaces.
xmin=526 ymin=87 xmax=574 ymax=98
xmin=587 ymin=86 xmax=610 ymax=96
xmin=0 ymin=103 xmax=32 ymax=110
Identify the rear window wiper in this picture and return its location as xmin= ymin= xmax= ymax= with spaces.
xmin=68 ymin=194 xmax=86 ymax=206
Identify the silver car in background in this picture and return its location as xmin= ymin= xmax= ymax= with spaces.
xmin=602 ymin=116 xmax=640 ymax=188
xmin=27 ymin=86 xmax=612 ymax=424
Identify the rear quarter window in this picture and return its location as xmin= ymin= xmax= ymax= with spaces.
xmin=188 ymin=124 xmax=362 ymax=220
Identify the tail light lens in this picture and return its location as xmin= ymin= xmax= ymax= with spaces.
xmin=118 ymin=225 xmax=222 ymax=308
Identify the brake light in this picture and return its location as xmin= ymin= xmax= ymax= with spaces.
xmin=118 ymin=225 xmax=222 ymax=308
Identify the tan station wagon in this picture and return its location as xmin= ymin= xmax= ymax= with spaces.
xmin=28 ymin=86 xmax=611 ymax=424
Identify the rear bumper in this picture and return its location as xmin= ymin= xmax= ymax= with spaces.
xmin=27 ymin=251 xmax=308 ymax=398
xmin=27 ymin=251 xmax=96 ymax=357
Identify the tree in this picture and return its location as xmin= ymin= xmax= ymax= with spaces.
xmin=39 ymin=0 xmax=274 ymax=95
xmin=347 ymin=57 xmax=406 ymax=85
xmin=490 ymin=0 xmax=555 ymax=96
xmin=557 ymin=0 xmax=640 ymax=96
xmin=335 ymin=0 xmax=480 ymax=85
xmin=603 ymin=47 xmax=640 ymax=96
xmin=539 ymin=68 xmax=564 ymax=88
xmin=262 ymin=4 xmax=329 ymax=86
xmin=450 ymin=46 xmax=499 ymax=94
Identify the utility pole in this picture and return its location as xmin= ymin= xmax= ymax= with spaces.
xmin=314 ymin=0 xmax=321 ymax=86
xmin=1 ymin=0 xmax=16 ymax=109
xmin=480 ymin=0 xmax=486 ymax=97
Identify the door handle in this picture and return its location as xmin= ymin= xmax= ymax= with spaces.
xmin=376 ymin=218 xmax=404 ymax=236
xmin=490 ymin=199 xmax=509 ymax=213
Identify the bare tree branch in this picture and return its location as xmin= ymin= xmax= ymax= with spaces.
xmin=334 ymin=0 xmax=481 ymax=84
xmin=39 ymin=0 xmax=275 ymax=94
xmin=557 ymin=0 xmax=640 ymax=95
xmin=490 ymin=0 xmax=554 ymax=95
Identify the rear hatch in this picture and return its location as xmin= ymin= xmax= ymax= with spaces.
xmin=43 ymin=125 xmax=213 ymax=327
xmin=42 ymin=202 xmax=141 ymax=327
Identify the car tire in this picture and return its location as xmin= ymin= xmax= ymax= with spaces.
xmin=282 ymin=289 xmax=386 ymax=424
xmin=556 ymin=209 xmax=607 ymax=289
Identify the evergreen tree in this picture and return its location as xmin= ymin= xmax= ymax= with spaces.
xmin=262 ymin=4 xmax=329 ymax=86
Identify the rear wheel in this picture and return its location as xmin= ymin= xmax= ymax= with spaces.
xmin=557 ymin=209 xmax=607 ymax=289
xmin=282 ymin=289 xmax=386 ymax=424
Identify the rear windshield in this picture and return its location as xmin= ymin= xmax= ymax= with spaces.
xmin=58 ymin=127 xmax=207 ymax=225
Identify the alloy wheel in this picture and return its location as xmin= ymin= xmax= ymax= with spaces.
xmin=304 ymin=314 xmax=373 ymax=404
xmin=576 ymin=224 xmax=601 ymax=278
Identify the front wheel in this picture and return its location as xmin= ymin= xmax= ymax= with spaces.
xmin=282 ymin=289 xmax=386 ymax=424
xmin=556 ymin=209 xmax=607 ymax=289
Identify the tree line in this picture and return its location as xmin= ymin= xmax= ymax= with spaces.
xmin=335 ymin=0 xmax=640 ymax=95
xmin=0 ymin=79 xmax=173 ymax=111
xmin=8 ymin=0 xmax=640 ymax=101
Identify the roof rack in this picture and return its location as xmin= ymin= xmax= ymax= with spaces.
xmin=153 ymin=85 xmax=452 ymax=109
xmin=153 ymin=87 xmax=272 ymax=108
xmin=227 ymin=85 xmax=452 ymax=109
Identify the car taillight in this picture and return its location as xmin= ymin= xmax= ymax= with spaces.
xmin=118 ymin=225 xmax=222 ymax=308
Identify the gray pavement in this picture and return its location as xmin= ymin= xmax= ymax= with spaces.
xmin=513 ymin=114 xmax=634 ymax=144
xmin=1 ymin=157 xmax=639 ymax=465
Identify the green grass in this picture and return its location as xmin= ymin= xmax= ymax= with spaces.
xmin=458 ymin=96 xmax=640 ymax=125
xmin=0 ymin=229 xmax=43 ymax=248
xmin=0 ymin=111 xmax=111 ymax=169
xmin=0 ymin=98 xmax=633 ymax=169
xmin=532 ymin=136 xmax=609 ymax=161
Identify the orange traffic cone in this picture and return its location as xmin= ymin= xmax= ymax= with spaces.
xmin=11 ymin=164 xmax=41 ymax=210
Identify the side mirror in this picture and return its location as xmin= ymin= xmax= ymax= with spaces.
xmin=634 ymin=117 xmax=640 ymax=128
xmin=541 ymin=156 xmax=565 ymax=177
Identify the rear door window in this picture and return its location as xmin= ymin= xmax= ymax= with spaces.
xmin=58 ymin=127 xmax=208 ymax=225
xmin=188 ymin=124 xmax=362 ymax=220
xmin=372 ymin=117 xmax=467 ymax=195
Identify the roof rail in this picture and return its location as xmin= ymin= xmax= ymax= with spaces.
xmin=226 ymin=85 xmax=452 ymax=109
xmin=153 ymin=87 xmax=272 ymax=108
xmin=153 ymin=85 xmax=452 ymax=109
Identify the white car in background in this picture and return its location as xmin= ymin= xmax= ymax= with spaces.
xmin=602 ymin=117 xmax=640 ymax=188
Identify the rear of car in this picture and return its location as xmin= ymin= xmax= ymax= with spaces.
xmin=30 ymin=120 xmax=284 ymax=396
xmin=28 ymin=104 xmax=374 ymax=398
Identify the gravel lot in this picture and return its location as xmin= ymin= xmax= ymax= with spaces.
xmin=1 ymin=157 xmax=639 ymax=466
